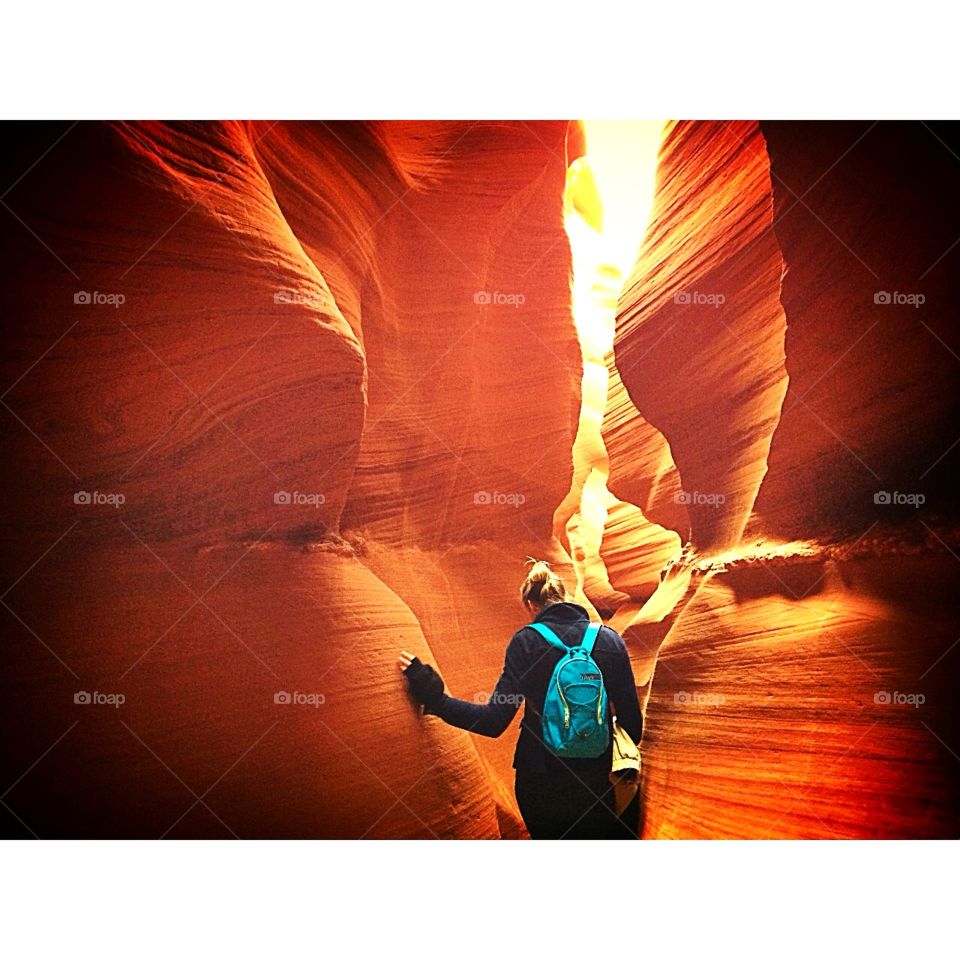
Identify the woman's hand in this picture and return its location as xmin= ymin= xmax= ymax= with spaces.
xmin=398 ymin=650 xmax=445 ymax=709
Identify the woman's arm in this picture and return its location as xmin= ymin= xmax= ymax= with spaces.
xmin=399 ymin=637 xmax=524 ymax=738
xmin=603 ymin=629 xmax=644 ymax=744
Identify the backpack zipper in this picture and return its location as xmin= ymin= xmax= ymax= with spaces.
xmin=557 ymin=652 xmax=604 ymax=732
xmin=557 ymin=673 xmax=570 ymax=729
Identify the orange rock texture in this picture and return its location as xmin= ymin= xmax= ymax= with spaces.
xmin=606 ymin=121 xmax=960 ymax=838
xmin=1 ymin=120 xmax=957 ymax=837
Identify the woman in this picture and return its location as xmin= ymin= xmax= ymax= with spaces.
xmin=398 ymin=560 xmax=643 ymax=839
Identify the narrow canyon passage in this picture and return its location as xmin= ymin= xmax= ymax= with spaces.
xmin=1 ymin=121 xmax=957 ymax=838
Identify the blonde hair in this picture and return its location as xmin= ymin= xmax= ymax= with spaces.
xmin=520 ymin=559 xmax=568 ymax=609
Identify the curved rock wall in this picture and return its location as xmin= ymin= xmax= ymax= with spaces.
xmin=607 ymin=121 xmax=960 ymax=838
xmin=2 ymin=120 xmax=957 ymax=838
xmin=0 ymin=121 xmax=579 ymax=838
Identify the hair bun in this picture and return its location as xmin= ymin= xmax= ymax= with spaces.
xmin=528 ymin=561 xmax=552 ymax=581
xmin=520 ymin=559 xmax=567 ymax=608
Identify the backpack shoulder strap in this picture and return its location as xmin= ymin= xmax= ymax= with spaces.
xmin=527 ymin=622 xmax=569 ymax=652
xmin=580 ymin=622 xmax=601 ymax=657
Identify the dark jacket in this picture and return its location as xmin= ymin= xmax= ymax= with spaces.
xmin=425 ymin=602 xmax=643 ymax=776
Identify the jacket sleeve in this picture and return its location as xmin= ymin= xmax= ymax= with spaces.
xmin=424 ymin=634 xmax=524 ymax=738
xmin=603 ymin=628 xmax=644 ymax=745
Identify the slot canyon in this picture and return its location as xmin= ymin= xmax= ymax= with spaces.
xmin=1 ymin=120 xmax=958 ymax=839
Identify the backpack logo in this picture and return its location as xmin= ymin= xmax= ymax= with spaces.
xmin=580 ymin=672 xmax=601 ymax=680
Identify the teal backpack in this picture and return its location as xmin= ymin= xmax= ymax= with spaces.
xmin=528 ymin=621 xmax=610 ymax=758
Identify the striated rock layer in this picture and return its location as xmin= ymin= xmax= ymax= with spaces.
xmin=2 ymin=120 xmax=958 ymax=838
xmin=605 ymin=120 xmax=960 ymax=838
xmin=1 ymin=121 xmax=580 ymax=838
